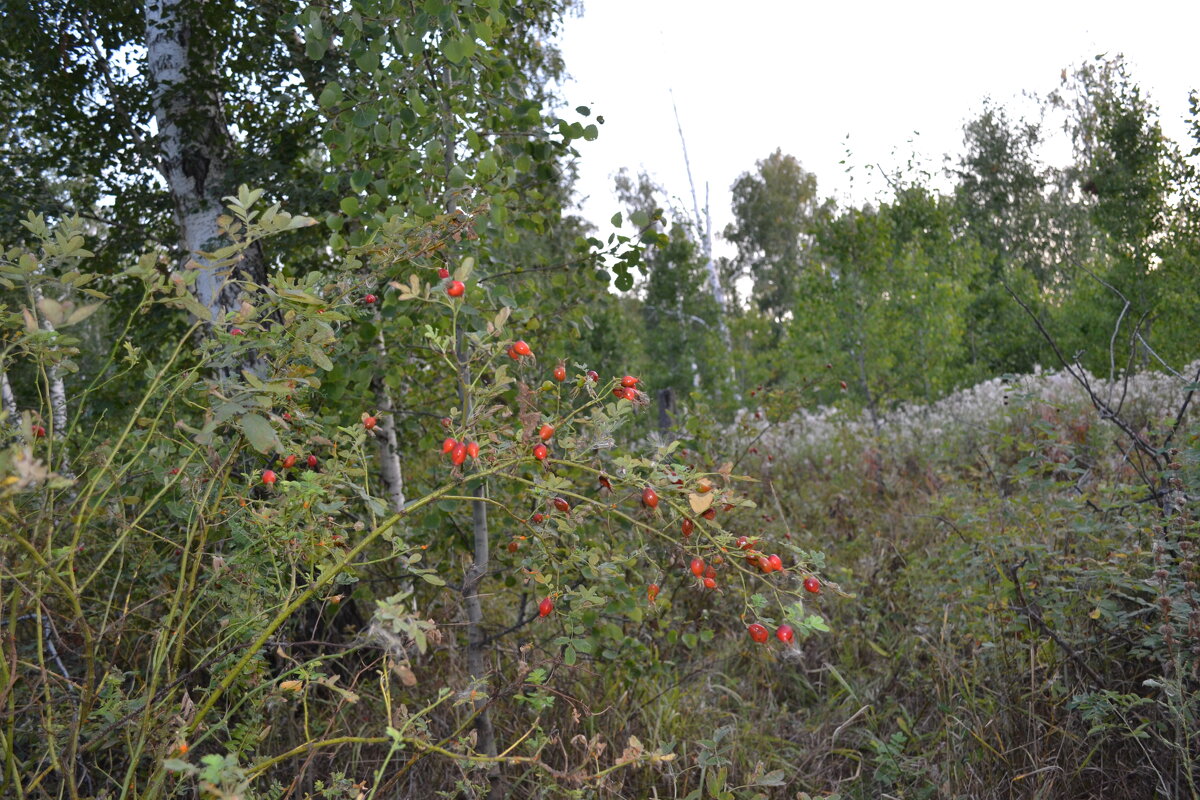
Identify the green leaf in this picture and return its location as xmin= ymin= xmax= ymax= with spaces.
xmin=318 ymin=81 xmax=343 ymax=108
xmin=308 ymin=345 xmax=334 ymax=372
xmin=177 ymin=293 xmax=213 ymax=321
xmin=610 ymin=212 xmax=622 ymax=227
xmin=756 ymin=770 xmax=786 ymax=786
xmin=630 ymin=210 xmax=650 ymax=228
xmin=238 ymin=413 xmax=280 ymax=454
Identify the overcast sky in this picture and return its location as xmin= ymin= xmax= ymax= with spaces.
xmin=556 ymin=1 xmax=1199 ymax=254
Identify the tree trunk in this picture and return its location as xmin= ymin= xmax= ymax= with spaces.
xmin=1 ymin=368 xmax=18 ymax=422
xmin=31 ymin=285 xmax=68 ymax=436
xmin=372 ymin=327 xmax=405 ymax=513
xmin=144 ymin=0 xmax=265 ymax=325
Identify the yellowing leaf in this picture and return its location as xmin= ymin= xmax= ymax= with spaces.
xmin=64 ymin=302 xmax=102 ymax=327
xmin=688 ymin=492 xmax=714 ymax=514
xmin=279 ymin=680 xmax=304 ymax=693
xmin=455 ymin=255 xmax=475 ymax=281
xmin=36 ymin=297 xmax=64 ymax=327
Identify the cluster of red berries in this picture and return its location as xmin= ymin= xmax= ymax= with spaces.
xmin=507 ymin=339 xmax=533 ymax=361
xmin=438 ymin=265 xmax=464 ymax=298
xmin=442 ymin=437 xmax=480 ymax=466
xmin=529 ymin=494 xmax=571 ymax=526
xmin=747 ymin=622 xmax=796 ymax=645
xmin=611 ymin=375 xmax=640 ymax=401
xmin=689 ymin=557 xmax=719 ymax=590
xmin=262 ymin=453 xmax=319 ymax=484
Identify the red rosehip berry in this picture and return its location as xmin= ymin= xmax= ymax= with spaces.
xmin=552 ymin=496 xmax=570 ymax=513
xmin=282 ymin=454 xmax=297 ymax=468
xmin=586 ymin=370 xmax=599 ymax=382
xmin=33 ymin=425 xmax=46 ymax=438
xmin=363 ymin=415 xmax=377 ymax=430
xmin=450 ymin=442 xmax=467 ymax=466
xmin=531 ymin=513 xmax=545 ymax=524
xmin=538 ymin=423 xmax=554 ymax=441
xmin=262 ymin=469 xmax=277 ymax=485
xmin=446 ymin=280 xmax=465 ymax=298
xmin=512 ymin=340 xmax=532 ymax=357
xmin=681 ymin=518 xmax=694 ymax=537
xmin=703 ymin=576 xmax=717 ymax=589
xmin=648 ymin=583 xmax=660 ymax=603
xmin=466 ymin=441 xmax=479 ymax=459
xmin=230 ymin=328 xmax=243 ymax=336
xmin=538 ymin=597 xmax=554 ymax=617
xmin=621 ymin=375 xmax=639 ymax=388
xmin=641 ymin=487 xmax=659 ymax=509
xmin=532 ymin=444 xmax=548 ymax=461
xmin=776 ymin=624 xmax=795 ymax=644
xmin=767 ymin=554 xmax=783 ymax=572
xmin=442 ymin=437 xmax=457 ymax=454
xmin=306 ymin=455 xmax=318 ymax=469
xmin=553 ymin=364 xmax=566 ymax=381
xmin=364 ymin=293 xmax=377 ymax=304
xmin=804 ymin=577 xmax=821 ymax=594
xmin=702 ymin=508 xmax=716 ymax=520
xmin=438 ymin=267 xmax=450 ymax=279
xmin=690 ymin=558 xmax=705 ymax=577
xmin=747 ymin=623 xmax=769 ymax=643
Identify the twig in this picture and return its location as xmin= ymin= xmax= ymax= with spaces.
xmin=1007 ymin=560 xmax=1104 ymax=685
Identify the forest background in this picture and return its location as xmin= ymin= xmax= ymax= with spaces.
xmin=1 ymin=2 xmax=1199 ymax=799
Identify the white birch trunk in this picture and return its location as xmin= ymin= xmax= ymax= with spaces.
xmin=145 ymin=0 xmax=263 ymax=324
xmin=373 ymin=327 xmax=405 ymax=513
xmin=0 ymin=368 xmax=18 ymax=422
xmin=31 ymin=285 xmax=68 ymax=434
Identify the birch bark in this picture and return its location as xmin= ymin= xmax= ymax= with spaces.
xmin=144 ymin=0 xmax=265 ymax=324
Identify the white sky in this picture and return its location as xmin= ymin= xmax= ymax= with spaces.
xmin=556 ymin=1 xmax=1199 ymax=254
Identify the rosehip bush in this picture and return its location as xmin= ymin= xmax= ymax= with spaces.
xmin=0 ymin=195 xmax=834 ymax=799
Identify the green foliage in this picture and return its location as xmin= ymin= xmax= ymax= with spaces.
xmin=0 ymin=198 xmax=828 ymax=798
